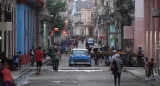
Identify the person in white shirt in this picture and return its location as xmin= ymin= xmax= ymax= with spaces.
xmin=111 ymin=54 xmax=123 ymax=86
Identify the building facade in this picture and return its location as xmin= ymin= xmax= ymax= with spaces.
xmin=0 ymin=0 xmax=16 ymax=59
xmin=16 ymin=0 xmax=44 ymax=64
xmin=81 ymin=9 xmax=92 ymax=36
xmin=144 ymin=0 xmax=160 ymax=74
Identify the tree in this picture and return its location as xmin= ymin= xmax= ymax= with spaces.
xmin=46 ymin=0 xmax=67 ymax=36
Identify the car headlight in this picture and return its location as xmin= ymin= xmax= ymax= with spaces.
xmin=88 ymin=56 xmax=91 ymax=59
xmin=70 ymin=55 xmax=74 ymax=59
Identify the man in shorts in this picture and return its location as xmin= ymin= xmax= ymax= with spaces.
xmin=36 ymin=47 xmax=43 ymax=75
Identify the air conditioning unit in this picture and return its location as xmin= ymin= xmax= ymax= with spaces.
xmin=152 ymin=8 xmax=160 ymax=18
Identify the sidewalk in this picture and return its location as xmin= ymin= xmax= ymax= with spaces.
xmin=124 ymin=67 xmax=160 ymax=86
xmin=11 ymin=57 xmax=50 ymax=80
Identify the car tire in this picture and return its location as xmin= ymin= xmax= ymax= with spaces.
xmin=88 ymin=64 xmax=91 ymax=67
xmin=69 ymin=63 xmax=73 ymax=66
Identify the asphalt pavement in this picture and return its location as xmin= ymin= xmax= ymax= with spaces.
xmin=11 ymin=42 xmax=160 ymax=86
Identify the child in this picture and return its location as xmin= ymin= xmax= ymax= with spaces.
xmin=144 ymin=57 xmax=149 ymax=79
xmin=148 ymin=58 xmax=154 ymax=79
xmin=1 ymin=60 xmax=16 ymax=86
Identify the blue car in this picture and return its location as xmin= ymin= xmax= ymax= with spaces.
xmin=69 ymin=49 xmax=91 ymax=66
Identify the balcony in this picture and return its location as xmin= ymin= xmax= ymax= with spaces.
xmin=0 ymin=22 xmax=12 ymax=31
xmin=39 ymin=7 xmax=50 ymax=20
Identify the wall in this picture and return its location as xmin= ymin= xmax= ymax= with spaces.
xmin=16 ymin=4 xmax=36 ymax=64
xmin=134 ymin=0 xmax=144 ymax=53
xmin=144 ymin=0 xmax=160 ymax=74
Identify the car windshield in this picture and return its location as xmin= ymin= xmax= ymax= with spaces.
xmin=72 ymin=50 xmax=88 ymax=55
xmin=88 ymin=39 xmax=93 ymax=42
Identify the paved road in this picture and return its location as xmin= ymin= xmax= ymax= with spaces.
xmin=18 ymin=42 xmax=152 ymax=86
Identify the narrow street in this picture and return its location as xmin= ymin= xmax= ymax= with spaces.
xmin=16 ymin=43 xmax=152 ymax=86
xmin=0 ymin=0 xmax=160 ymax=86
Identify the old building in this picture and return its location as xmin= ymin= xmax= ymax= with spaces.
xmin=0 ymin=0 xmax=16 ymax=59
xmin=144 ymin=0 xmax=160 ymax=74
xmin=16 ymin=0 xmax=44 ymax=64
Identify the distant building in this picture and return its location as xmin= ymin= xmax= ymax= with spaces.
xmin=73 ymin=0 xmax=93 ymax=36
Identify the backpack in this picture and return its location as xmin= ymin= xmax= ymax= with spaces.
xmin=111 ymin=59 xmax=118 ymax=74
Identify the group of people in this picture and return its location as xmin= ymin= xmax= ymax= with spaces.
xmin=12 ymin=52 xmax=23 ymax=70
xmin=49 ymin=44 xmax=61 ymax=71
xmin=144 ymin=57 xmax=155 ymax=80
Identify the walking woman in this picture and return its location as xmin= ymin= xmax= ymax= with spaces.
xmin=55 ymin=51 xmax=61 ymax=71
xmin=144 ymin=57 xmax=149 ymax=80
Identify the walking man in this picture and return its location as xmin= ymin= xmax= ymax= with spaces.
xmin=18 ymin=51 xmax=22 ymax=70
xmin=111 ymin=55 xmax=123 ymax=86
xmin=50 ymin=50 xmax=56 ymax=71
xmin=35 ymin=47 xmax=43 ymax=75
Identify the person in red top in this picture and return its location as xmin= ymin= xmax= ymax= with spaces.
xmin=148 ymin=58 xmax=154 ymax=79
xmin=36 ymin=47 xmax=43 ymax=75
xmin=1 ymin=60 xmax=16 ymax=86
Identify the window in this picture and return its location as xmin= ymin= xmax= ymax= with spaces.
xmin=73 ymin=50 xmax=88 ymax=55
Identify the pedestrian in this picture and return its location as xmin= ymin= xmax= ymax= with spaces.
xmin=144 ymin=57 xmax=149 ymax=79
xmin=18 ymin=51 xmax=22 ymax=70
xmin=43 ymin=50 xmax=47 ymax=59
xmin=125 ymin=45 xmax=132 ymax=53
xmin=0 ymin=60 xmax=3 ymax=86
xmin=110 ymin=55 xmax=123 ymax=86
xmin=50 ymin=50 xmax=56 ymax=71
xmin=13 ymin=53 xmax=19 ymax=70
xmin=35 ymin=47 xmax=43 ymax=75
xmin=148 ymin=58 xmax=154 ymax=79
xmin=75 ymin=41 xmax=78 ymax=48
xmin=65 ymin=47 xmax=68 ymax=56
xmin=55 ymin=51 xmax=61 ymax=71
xmin=0 ymin=52 xmax=8 ymax=65
xmin=137 ymin=47 xmax=143 ymax=64
xmin=1 ymin=60 xmax=16 ymax=86
xmin=30 ymin=46 xmax=35 ymax=66
xmin=57 ymin=44 xmax=61 ymax=53
xmin=94 ymin=52 xmax=100 ymax=66
xmin=57 ymin=44 xmax=62 ymax=60
xmin=67 ymin=47 xmax=71 ymax=56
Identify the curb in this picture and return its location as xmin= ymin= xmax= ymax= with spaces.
xmin=123 ymin=69 xmax=142 ymax=80
xmin=124 ymin=69 xmax=156 ymax=86
xmin=14 ymin=58 xmax=50 ymax=81
xmin=14 ymin=69 xmax=32 ymax=81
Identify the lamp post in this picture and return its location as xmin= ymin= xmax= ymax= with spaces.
xmin=103 ymin=5 xmax=110 ymax=47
